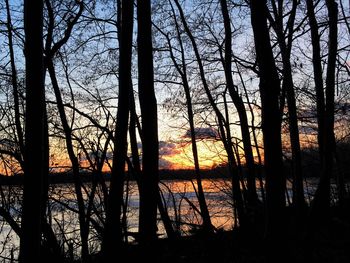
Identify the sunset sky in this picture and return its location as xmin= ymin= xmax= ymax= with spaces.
xmin=158 ymin=133 xmax=227 ymax=170
xmin=21 ymin=103 xmax=328 ymax=174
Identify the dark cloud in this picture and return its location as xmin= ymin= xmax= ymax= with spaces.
xmin=159 ymin=141 xmax=181 ymax=156
xmin=132 ymin=141 xmax=178 ymax=169
xmin=184 ymin=127 xmax=218 ymax=140
xmin=134 ymin=141 xmax=181 ymax=157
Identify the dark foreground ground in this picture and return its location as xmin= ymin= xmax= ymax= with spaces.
xmin=89 ymin=208 xmax=350 ymax=263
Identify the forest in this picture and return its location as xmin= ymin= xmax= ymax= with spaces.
xmin=0 ymin=0 xmax=350 ymax=262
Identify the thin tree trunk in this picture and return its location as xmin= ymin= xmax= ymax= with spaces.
xmin=306 ymin=0 xmax=326 ymax=161
xmin=268 ymin=0 xmax=306 ymax=219
xmin=5 ymin=0 xmax=24 ymax=159
xmin=182 ymin=81 xmax=213 ymax=231
xmin=173 ymin=0 xmax=246 ymax=227
xmin=44 ymin=1 xmax=87 ymax=259
xmin=237 ymin=63 xmax=266 ymax=203
xmin=220 ymin=0 xmax=258 ymax=206
xmin=46 ymin=60 xmax=89 ymax=261
xmin=85 ymin=136 xmax=111 ymax=246
xmin=156 ymin=6 xmax=213 ymax=231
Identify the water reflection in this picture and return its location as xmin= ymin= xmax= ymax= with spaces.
xmin=0 ymin=178 xmax=335 ymax=260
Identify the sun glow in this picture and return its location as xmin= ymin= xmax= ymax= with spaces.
xmin=160 ymin=139 xmax=227 ymax=170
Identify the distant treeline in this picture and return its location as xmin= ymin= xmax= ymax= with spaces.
xmin=2 ymin=142 xmax=350 ymax=186
xmin=0 ymin=166 xmax=231 ymax=185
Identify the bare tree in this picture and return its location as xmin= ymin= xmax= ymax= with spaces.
xmin=310 ymin=0 xmax=340 ymax=217
xmin=128 ymin=88 xmax=178 ymax=238
xmin=102 ymin=0 xmax=134 ymax=260
xmin=250 ymin=0 xmax=285 ymax=240
xmin=219 ymin=0 xmax=258 ymax=206
xmin=5 ymin=0 xmax=24 ymax=162
xmin=137 ymin=0 xmax=160 ymax=245
xmin=267 ymin=0 xmax=306 ymax=221
xmin=173 ymin=0 xmax=246 ymax=227
xmin=154 ymin=2 xmax=213 ymax=232
xmin=44 ymin=0 xmax=89 ymax=260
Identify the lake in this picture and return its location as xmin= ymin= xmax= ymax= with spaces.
xmin=0 ymin=177 xmax=334 ymax=260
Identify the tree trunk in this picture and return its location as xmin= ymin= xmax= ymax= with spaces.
xmin=183 ymin=76 xmax=213 ymax=231
xmin=173 ymin=0 xmax=246 ymax=227
xmin=129 ymin=90 xmax=178 ymax=239
xmin=306 ymin=0 xmax=326 ymax=161
xmin=158 ymin=6 xmax=213 ymax=231
xmin=250 ymin=0 xmax=285 ymax=240
xmin=220 ymin=0 xmax=258 ymax=205
xmin=137 ymin=0 xmax=159 ymax=245
xmin=269 ymin=0 xmax=306 ymax=219
xmin=311 ymin=0 xmax=338 ymax=216
xmin=102 ymin=0 xmax=133 ymax=260
xmin=47 ymin=60 xmax=89 ymax=261
xmin=237 ymin=63 xmax=266 ymax=203
xmin=43 ymin=1 xmax=88 ymax=259
xmin=5 ymin=0 xmax=24 ymax=160
xmin=20 ymin=0 xmax=47 ymax=261
xmin=284 ymin=61 xmax=306 ymax=216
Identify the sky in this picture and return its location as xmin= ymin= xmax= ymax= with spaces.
xmin=0 ymin=0 xmax=349 ymax=175
xmin=158 ymin=128 xmax=227 ymax=170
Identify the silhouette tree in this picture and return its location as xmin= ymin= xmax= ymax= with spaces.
xmin=306 ymin=0 xmax=326 ymax=164
xmin=219 ymin=0 xmax=258 ymax=206
xmin=0 ymin=0 xmax=350 ymax=261
xmin=20 ymin=0 xmax=47 ymax=261
xmin=137 ymin=0 xmax=160 ymax=245
xmin=266 ymin=0 xmax=306 ymax=221
xmin=44 ymin=0 xmax=89 ymax=259
xmin=128 ymin=88 xmax=178 ymax=238
xmin=250 ymin=0 xmax=285 ymax=240
xmin=102 ymin=0 xmax=134 ymax=260
xmin=173 ymin=0 xmax=246 ymax=227
xmin=309 ymin=0 xmax=340 ymax=218
xmin=154 ymin=3 xmax=213 ymax=232
xmin=4 ymin=0 xmax=24 ymax=162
